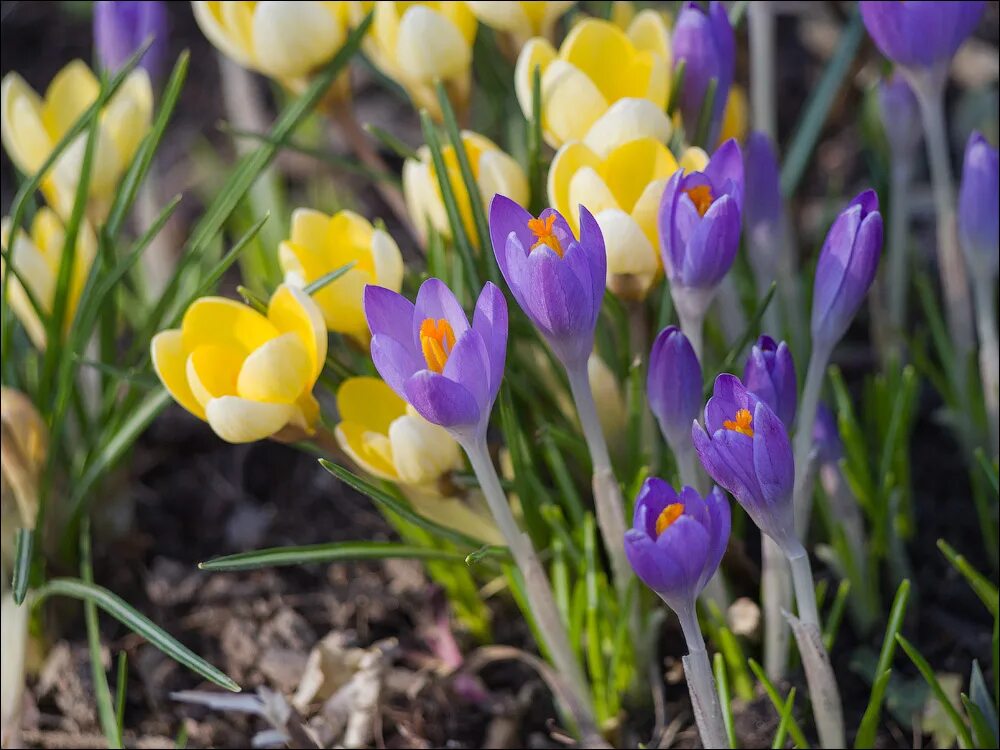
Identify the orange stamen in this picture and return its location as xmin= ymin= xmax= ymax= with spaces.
xmin=419 ymin=318 xmax=456 ymax=373
xmin=723 ymin=408 xmax=754 ymax=437
xmin=685 ymin=184 xmax=715 ymax=216
xmin=655 ymin=503 xmax=684 ymax=537
xmin=527 ymin=214 xmax=565 ymax=257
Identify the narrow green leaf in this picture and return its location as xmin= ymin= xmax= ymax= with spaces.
xmin=714 ymin=652 xmax=737 ymax=749
xmin=303 ymin=261 xmax=356 ymax=295
xmin=975 ymin=448 xmax=999 ymax=496
xmin=693 ymin=77 xmax=719 ymax=150
xmin=583 ymin=514 xmax=608 ymax=720
xmin=937 ymin=539 xmax=999 ymax=616
xmin=773 ymin=686 xmax=797 ymax=749
xmin=896 ymin=634 xmax=974 ymax=748
xmin=822 ymin=578 xmax=852 ymax=651
xmin=527 ymin=63 xmax=545 ymax=212
xmin=539 ymin=427 xmax=585 ymax=526
xmin=666 ymin=59 xmax=686 ymax=117
xmin=11 ymin=528 xmax=33 ymax=605
xmin=464 ymin=545 xmax=508 ymax=566
xmin=201 ymin=542 xmax=463 ymax=571
xmin=363 ymin=122 xmax=420 ymax=161
xmin=962 ymin=693 xmax=997 ymax=749
xmin=856 ymin=669 xmax=893 ymax=748
xmin=855 ymin=580 xmax=910 ymax=747
xmin=115 ymin=651 xmax=128 ymax=741
xmin=748 ymin=658 xmax=811 ymax=749
xmin=236 ymin=285 xmax=269 ymax=314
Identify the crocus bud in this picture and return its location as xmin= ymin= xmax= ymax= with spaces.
xmin=692 ymin=374 xmax=796 ymax=550
xmin=811 ymin=190 xmax=884 ymax=352
xmin=743 ymin=131 xmax=783 ymax=288
xmin=875 ymin=73 xmax=922 ymax=161
xmin=489 ymin=195 xmax=606 ymax=369
xmin=812 ymin=403 xmax=843 ymax=465
xmin=648 ymin=326 xmax=702 ymax=449
xmin=958 ymin=131 xmax=999 ymax=278
xmin=860 ymin=1 xmax=985 ymax=71
xmin=466 ymin=1 xmax=574 ymax=46
xmin=743 ymin=335 xmax=797 ymax=428
xmin=1 ymin=388 xmax=46 ymax=565
xmin=672 ymin=1 xmax=734 ymax=145
xmin=624 ymin=478 xmax=730 ymax=612
xmin=94 ymin=1 xmax=169 ymax=81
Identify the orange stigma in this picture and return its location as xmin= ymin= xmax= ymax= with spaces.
xmin=685 ymin=184 xmax=715 ymax=216
xmin=723 ymin=408 xmax=754 ymax=437
xmin=419 ymin=318 xmax=456 ymax=373
xmin=655 ymin=503 xmax=684 ymax=537
xmin=527 ymin=214 xmax=565 ymax=257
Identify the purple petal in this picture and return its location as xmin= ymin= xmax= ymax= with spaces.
xmin=404 ymin=370 xmax=482 ymax=430
xmin=633 ymin=477 xmax=679 ymax=535
xmin=577 ymin=204 xmax=607 ymax=317
xmin=472 ymin=282 xmax=509 ymax=398
xmin=704 ymin=373 xmax=754 ymax=433
xmin=442 ymin=329 xmax=491 ymax=411
xmin=371 ymin=333 xmax=422 ymax=398
xmin=679 ymin=193 xmax=740 ymax=288
xmin=625 ymin=529 xmax=685 ymax=599
xmin=489 ymin=194 xmax=534 ymax=287
xmin=751 ymin=401 xmax=795 ymax=536
xmin=705 ymin=139 xmax=744 ymax=211
xmin=365 ymin=285 xmax=417 ymax=355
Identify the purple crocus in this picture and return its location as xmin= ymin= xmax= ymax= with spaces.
xmin=743 ymin=335 xmax=797 ymax=429
xmin=364 ymin=278 xmax=507 ymax=442
xmin=489 ymin=194 xmax=606 ymax=369
xmin=672 ymin=1 xmax=734 ymax=145
xmin=692 ymin=374 xmax=796 ymax=550
xmin=648 ymin=326 xmax=702 ymax=448
xmin=743 ymin=131 xmax=783 ymax=282
xmin=958 ymin=131 xmax=999 ymax=276
xmin=811 ymin=190 xmax=884 ymax=352
xmin=94 ymin=1 xmax=169 ymax=81
xmin=860 ymin=1 xmax=985 ymax=70
xmin=624 ymin=478 xmax=730 ymax=613
xmin=876 ymin=73 xmax=922 ymax=160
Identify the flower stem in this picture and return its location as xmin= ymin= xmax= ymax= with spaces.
xmin=886 ymin=159 xmax=914 ymax=359
xmin=792 ymin=341 xmax=831 ymax=538
xmin=761 ymin=535 xmax=792 ymax=680
xmin=676 ymin=605 xmax=731 ymax=749
xmin=749 ymin=2 xmax=777 ymax=140
xmin=462 ymin=437 xmax=594 ymax=719
xmin=972 ymin=272 xmax=999 ymax=456
xmin=672 ymin=286 xmax=713 ymax=363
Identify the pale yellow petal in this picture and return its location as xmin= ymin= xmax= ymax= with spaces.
xmin=236 ymin=332 xmax=311 ymax=403
xmin=541 ymin=60 xmax=608 ymax=147
xmin=560 ymin=19 xmax=634 ymax=103
xmin=465 ymin=1 xmax=529 ymax=34
xmin=267 ymin=284 xmax=328 ymax=382
xmin=600 ymin=137 xmax=678 ymax=214
xmin=205 ymin=396 xmax=294 ymax=443
xmin=596 ymin=207 xmax=658 ymax=279
xmin=336 ymin=376 xmax=406 ymax=433
xmin=588 ymin=351 xmax=627 ymax=445
xmin=289 ymin=206 xmax=332 ymax=250
xmin=627 ymin=9 xmax=670 ymax=59
xmin=582 ymin=97 xmax=672 ymax=158
xmin=546 ymin=141 xmax=601 ymax=220
xmin=567 ymin=166 xmax=618 ymax=233
xmin=371 ymin=228 xmax=404 ymax=292
xmin=404 ymin=487 xmax=504 ymax=545
xmin=514 ymin=37 xmax=557 ymax=121
xmin=335 ymin=422 xmax=399 ymax=480
xmin=102 ymin=70 xmax=153 ymax=168
xmin=252 ymin=0 xmax=345 ymax=79
xmin=631 ymin=177 xmax=669 ymax=250
xmin=41 ymin=61 xmax=100 ymax=141
xmin=396 ymin=5 xmax=471 ymax=83
xmin=1 ymin=73 xmax=51 ymax=174
xmin=389 ymin=412 xmax=461 ymax=485
xmin=181 ymin=297 xmax=280 ymax=354
xmin=477 ymin=149 xmax=529 ymax=213
xmin=437 ymin=1 xmax=478 ymax=44
xmin=151 ymin=330 xmax=205 ymax=419
xmin=192 ymin=1 xmax=257 ymax=68
xmin=680 ymin=147 xmax=709 ymax=173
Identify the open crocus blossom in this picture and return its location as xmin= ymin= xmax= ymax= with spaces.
xmin=364 ymin=278 xmax=507 ymax=442
xmin=278 ymin=208 xmax=404 ymax=344
xmin=514 ymin=13 xmax=671 ymax=151
xmin=193 ymin=1 xmax=351 ymax=91
xmin=859 ymin=1 xmax=985 ymax=71
xmin=151 ymin=285 xmax=327 ymax=444
xmin=672 ymin=1 xmax=734 ymax=146
xmin=743 ymin=335 xmax=797 ymax=429
xmin=0 ymin=209 xmax=97 ymax=350
xmin=648 ymin=326 xmax=702 ymax=450
xmin=1 ymin=60 xmax=152 ymax=221
xmin=94 ymin=1 xmax=169 ymax=81
xmin=958 ymin=131 xmax=999 ymax=277
xmin=489 ymin=195 xmax=605 ymax=369
xmin=465 ymin=1 xmax=574 ymax=46
xmin=403 ymin=130 xmax=528 ymax=243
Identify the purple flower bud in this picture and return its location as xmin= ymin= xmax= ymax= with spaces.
xmin=812 ymin=403 xmax=843 ymax=464
xmin=860 ymin=1 xmax=985 ymax=70
xmin=958 ymin=131 xmax=999 ymax=276
xmin=94 ymin=1 xmax=169 ymax=81
xmin=876 ymin=73 xmax=922 ymax=160
xmin=743 ymin=131 xmax=783 ymax=283
xmin=692 ymin=374 xmax=796 ymax=549
xmin=489 ymin=194 xmax=606 ymax=369
xmin=648 ymin=326 xmax=703 ymax=449
xmin=364 ymin=278 xmax=508 ymax=443
xmin=811 ymin=190 xmax=884 ymax=351
xmin=659 ymin=138 xmax=744 ymax=294
xmin=743 ymin=335 xmax=797 ymax=428
xmin=672 ymin=1 xmax=734 ymax=146
xmin=624 ymin=478 xmax=730 ymax=612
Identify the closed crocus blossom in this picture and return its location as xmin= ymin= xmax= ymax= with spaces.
xmin=743 ymin=131 xmax=782 ymax=289
xmin=876 ymin=73 xmax=922 ymax=161
xmin=515 ymin=13 xmax=671 ymax=151
xmin=1 ymin=60 xmax=152 ymax=221
xmin=647 ymin=326 xmax=702 ymax=449
xmin=0 ymin=209 xmax=96 ymax=350
xmin=193 ymin=1 xmax=351 ymax=89
xmin=743 ymin=335 xmax=797 ymax=429
xmin=859 ymin=1 xmax=985 ymax=70
xmin=94 ymin=1 xmax=169 ymax=81
xmin=151 ymin=285 xmax=327 ymax=444
xmin=672 ymin=1 xmax=734 ymax=145
xmin=465 ymin=1 xmax=574 ymax=45
xmin=958 ymin=131 xmax=999 ymax=277
xmin=404 ymin=131 xmax=528 ymax=243
xmin=278 ymin=208 xmax=403 ymax=343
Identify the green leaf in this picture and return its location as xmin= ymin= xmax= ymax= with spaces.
xmin=773 ymin=686 xmax=797 ymax=749
xmin=11 ymin=528 xmax=33 ymax=605
xmin=363 ymin=123 xmax=420 ymax=161
xmin=937 ymin=539 xmax=999 ymax=616
xmin=822 ymin=578 xmax=852 ymax=651
xmin=666 ymin=59 xmax=686 ymax=118
xmin=748 ymin=658 xmax=811 ymax=748
xmin=200 ymin=542 xmax=464 ymax=571
xmin=975 ymin=448 xmax=999 ymax=496
xmin=856 ymin=669 xmax=893 ymax=749
xmin=303 ymin=261 xmax=356 ymax=295
xmin=968 ymin=660 xmax=998 ymax=741
xmin=115 ymin=651 xmax=128 ymax=741
xmin=527 ymin=63 xmax=545 ymax=212
xmin=896 ymin=634 xmax=974 ymax=748
xmin=714 ymin=652 xmax=737 ymax=749
xmin=855 ymin=580 xmax=910 ymax=747
xmin=962 ymin=693 xmax=997 ymax=748
xmin=34 ymin=577 xmax=239 ymax=692
xmin=692 ymin=77 xmax=719 ymax=150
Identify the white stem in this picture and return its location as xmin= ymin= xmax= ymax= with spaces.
xmin=676 ymin=605 xmax=731 ymax=749
xmin=972 ymin=271 xmax=1000 ymax=456
xmin=793 ymin=342 xmax=832 ymax=538
xmin=715 ymin=276 xmax=747 ymax=347
xmin=749 ymin=2 xmax=777 ymax=140
xmin=761 ymin=535 xmax=792 ymax=680
xmin=461 ymin=438 xmax=594 ymax=718
xmin=784 ymin=541 xmax=819 ymax=627
xmin=886 ymin=159 xmax=914 ymax=354
xmin=672 ymin=286 xmax=714 ymax=363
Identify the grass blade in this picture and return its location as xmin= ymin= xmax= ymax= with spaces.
xmin=896 ymin=633 xmax=974 ymax=748
xmin=303 ymin=261 xmax=356 ymax=295
xmin=937 ymin=539 xmax=999 ymax=616
xmin=822 ymin=578 xmax=852 ymax=650
xmin=11 ymin=528 xmax=33 ymax=605
xmin=115 ymin=651 xmax=128 ymax=740
xmin=772 ymin=686 xmax=797 ymax=749
xmin=200 ymin=542 xmax=464 ymax=571
xmin=714 ymin=652 xmax=737 ymax=748
xmin=748 ymin=658 xmax=811 ymax=748
xmin=363 ymin=123 xmax=420 ymax=161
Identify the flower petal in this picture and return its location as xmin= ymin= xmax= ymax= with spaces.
xmin=205 ymin=396 xmax=294 ymax=443
xmin=583 ymin=98 xmax=672 ymax=159
xmin=404 ymin=370 xmax=481 ymax=430
xmin=472 ymin=282 xmax=508 ymax=398
xmin=267 ymin=284 xmax=328 ymax=382
xmin=237 ymin=332 xmax=312 ymax=404
xmin=181 ymin=296 xmax=279 ymax=354
xmin=151 ymin=330 xmax=204 ymax=419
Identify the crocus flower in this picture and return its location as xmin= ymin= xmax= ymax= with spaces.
xmin=1 ymin=60 xmax=152 ymax=221
xmin=624 ymin=477 xmax=730 ymax=612
xmin=514 ymin=13 xmax=671 ymax=151
xmin=278 ymin=208 xmax=404 ymax=344
xmin=0 ymin=387 xmax=47 ymax=545
xmin=812 ymin=403 xmax=843 ymax=465
xmin=364 ymin=278 xmax=507 ymax=442
xmin=548 ymin=136 xmax=706 ymax=300
xmin=672 ymin=1 xmax=734 ymax=145
xmin=859 ymin=1 xmax=985 ymax=70
xmin=466 ymin=1 xmax=574 ymax=46
xmin=958 ymin=131 xmax=999 ymax=277
xmin=93 ymin=1 xmax=169 ymax=81
xmin=648 ymin=326 xmax=703 ymax=449
xmin=403 ymin=131 xmax=528 ymax=243
xmin=489 ymin=195 xmax=605 ymax=369
xmin=743 ymin=131 xmax=782 ymax=286
xmin=743 ymin=335 xmax=797 ymax=429
xmin=151 ymin=285 xmax=327 ymax=443
xmin=0 ymin=209 xmax=97 ymax=350
xmin=876 ymin=73 xmax=922 ymax=161
xmin=693 ymin=374 xmax=796 ymax=550
xmin=811 ymin=190 xmax=884 ymax=352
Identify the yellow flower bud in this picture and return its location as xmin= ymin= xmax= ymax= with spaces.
xmin=1 ymin=61 xmax=152 ymax=221
xmin=1 ymin=209 xmax=97 ymax=349
xmin=465 ymin=1 xmax=574 ymax=46
xmin=718 ymin=84 xmax=749 ymax=146
xmin=151 ymin=285 xmax=327 ymax=444
xmin=403 ymin=130 xmax=528 ymax=243
xmin=1 ymin=388 xmax=46 ymax=567
xmin=278 ymin=208 xmax=403 ymax=344
xmin=514 ymin=13 xmax=671 ymax=151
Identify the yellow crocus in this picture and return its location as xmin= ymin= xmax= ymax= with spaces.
xmin=278 ymin=208 xmax=403 ymax=344
xmin=514 ymin=13 xmax=671 ymax=153
xmin=403 ymin=130 xmax=528 ymax=243
xmin=151 ymin=285 xmax=327 ymax=444
xmin=0 ymin=209 xmax=97 ymax=349
xmin=465 ymin=1 xmax=575 ymax=45
xmin=192 ymin=1 xmax=353 ymax=91
xmin=547 ymin=137 xmax=706 ymax=299
xmin=0 ymin=60 xmax=152 ymax=222
xmin=718 ymin=84 xmax=749 ymax=146
xmin=359 ymin=1 xmax=478 ymax=119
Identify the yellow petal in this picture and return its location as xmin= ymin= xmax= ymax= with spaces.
xmin=205 ymin=396 xmax=294 ymax=443
xmin=1 ymin=226 xmax=51 ymax=349
xmin=182 ymin=297 xmax=280 ymax=354
xmin=435 ymin=0 xmax=478 ymax=44
xmin=631 ymin=177 xmax=670 ymax=250
xmin=588 ymin=351 xmax=627 ymax=445
xmin=477 ymin=149 xmax=529 ymax=213
xmin=389 ymin=411 xmax=462 ymax=485
xmin=465 ymin=1 xmax=529 ymax=34
xmin=582 ymin=97 xmax=672 ymax=158
xmin=41 ymin=61 xmax=100 ymax=141
xmin=403 ymin=155 xmax=449 ymax=238
xmin=514 ymin=37 xmax=557 ymax=121
xmin=547 ymin=141 xmax=601 ymax=220
xmin=718 ymin=84 xmax=749 ymax=146
xmin=371 ymin=228 xmax=404 ymax=292
xmin=627 ymin=9 xmax=671 ymax=61
xmin=327 ymin=210 xmax=377 ymax=272
xmin=186 ymin=343 xmax=244 ymax=409
xmin=267 ymin=284 xmax=327 ymax=382
xmin=403 ymin=487 xmax=504 ymax=545
xmin=102 ymin=70 xmax=153 ymax=169
xmin=680 ymin=146 xmax=709 ymax=173
xmin=596 ymin=208 xmax=658 ymax=280
xmin=237 ymin=332 xmax=311 ymax=403
xmin=560 ymin=19 xmax=634 ymax=103
xmin=252 ymin=0 xmax=345 ymax=79
xmin=335 ymin=422 xmax=399 ymax=481
xmin=192 ymin=1 xmax=257 ymax=68
xmin=567 ymin=166 xmax=618 ymax=232
xmin=541 ymin=60 xmax=608 ymax=147
xmin=1 ymin=73 xmax=51 ymax=174
xmin=337 ymin=376 xmax=407 ymax=433
xmin=600 ymin=137 xmax=679 ymax=214
xmin=396 ymin=5 xmax=471 ymax=83
xmin=151 ymin=330 xmax=205 ymax=419
xmin=290 ymin=206 xmax=332 ymax=250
